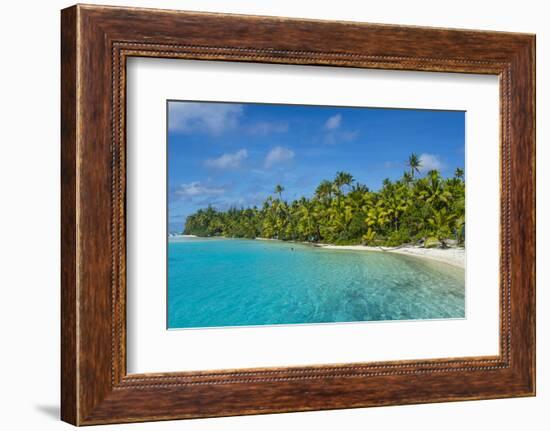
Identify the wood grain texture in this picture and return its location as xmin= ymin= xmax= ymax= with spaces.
xmin=60 ymin=4 xmax=536 ymax=425
xmin=60 ymin=5 xmax=78 ymax=425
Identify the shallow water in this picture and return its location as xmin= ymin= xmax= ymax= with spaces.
xmin=167 ymin=237 xmax=465 ymax=329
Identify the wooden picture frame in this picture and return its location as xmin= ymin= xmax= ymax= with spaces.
xmin=61 ymin=4 xmax=535 ymax=425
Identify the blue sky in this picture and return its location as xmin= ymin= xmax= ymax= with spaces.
xmin=168 ymin=101 xmax=464 ymax=233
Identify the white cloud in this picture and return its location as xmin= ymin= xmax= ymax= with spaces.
xmin=205 ymin=149 xmax=248 ymax=169
xmin=324 ymin=114 xmax=342 ymax=130
xmin=247 ymin=121 xmax=289 ymax=135
xmin=323 ymin=114 xmax=358 ymax=144
xmin=264 ymin=146 xmax=295 ymax=168
xmin=169 ymin=102 xmax=243 ymax=134
xmin=419 ymin=153 xmax=445 ymax=172
xmin=174 ymin=182 xmax=225 ymax=200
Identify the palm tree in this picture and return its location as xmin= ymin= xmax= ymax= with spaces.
xmin=427 ymin=207 xmax=456 ymax=247
xmin=182 ymin=168 xmax=465 ymax=248
xmin=454 ymin=215 xmax=465 ymax=245
xmin=420 ymin=170 xmax=452 ymax=207
xmin=362 ymin=227 xmax=376 ymax=245
xmin=333 ymin=171 xmax=354 ymax=194
xmin=350 ymin=183 xmax=369 ymax=194
xmin=407 ymin=153 xmax=422 ymax=178
xmin=315 ymin=180 xmax=333 ymax=200
xmin=274 ymin=184 xmax=284 ymax=200
xmin=365 ymin=205 xmax=389 ymax=232
xmin=295 ymin=197 xmax=320 ymax=242
xmin=402 ymin=171 xmax=414 ymax=186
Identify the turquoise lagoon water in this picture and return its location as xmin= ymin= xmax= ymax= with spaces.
xmin=167 ymin=237 xmax=465 ymax=329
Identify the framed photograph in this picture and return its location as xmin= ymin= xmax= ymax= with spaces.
xmin=61 ymin=4 xmax=536 ymax=425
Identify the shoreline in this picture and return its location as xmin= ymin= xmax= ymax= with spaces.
xmin=318 ymin=244 xmax=464 ymax=269
xmin=256 ymin=237 xmax=464 ymax=269
xmin=173 ymin=235 xmax=464 ymax=269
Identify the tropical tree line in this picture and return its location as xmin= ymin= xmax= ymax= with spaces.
xmin=183 ymin=154 xmax=465 ymax=248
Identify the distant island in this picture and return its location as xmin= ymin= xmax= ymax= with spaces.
xmin=183 ymin=154 xmax=465 ymax=249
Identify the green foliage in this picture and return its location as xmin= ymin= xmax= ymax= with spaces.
xmin=407 ymin=153 xmax=421 ymax=178
xmin=424 ymin=237 xmax=440 ymax=249
xmin=183 ymin=161 xmax=465 ymax=248
xmin=362 ymin=227 xmax=376 ymax=245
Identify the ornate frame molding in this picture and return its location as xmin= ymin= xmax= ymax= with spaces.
xmin=61 ymin=5 xmax=535 ymax=425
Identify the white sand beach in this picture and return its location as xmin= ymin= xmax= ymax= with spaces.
xmin=255 ymin=237 xmax=464 ymax=268
xmin=180 ymin=236 xmax=464 ymax=269
xmin=169 ymin=234 xmax=198 ymax=238
xmin=319 ymin=244 xmax=465 ymax=269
